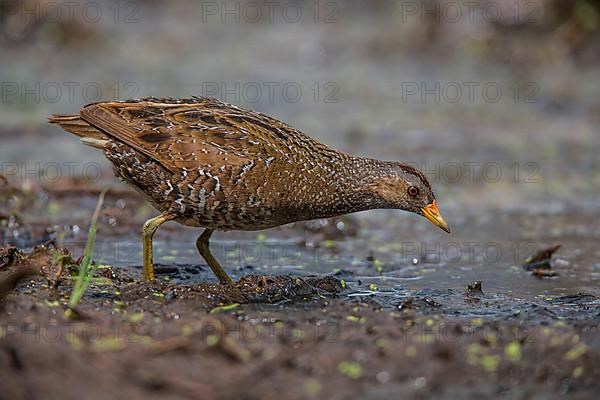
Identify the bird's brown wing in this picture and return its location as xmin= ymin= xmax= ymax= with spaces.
xmin=80 ymin=97 xmax=315 ymax=173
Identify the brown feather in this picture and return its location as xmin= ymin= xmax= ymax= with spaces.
xmin=48 ymin=114 xmax=107 ymax=141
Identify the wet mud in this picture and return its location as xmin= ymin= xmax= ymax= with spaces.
xmin=1 ymin=183 xmax=599 ymax=399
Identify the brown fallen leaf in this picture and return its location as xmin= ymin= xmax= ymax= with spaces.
xmin=0 ymin=243 xmax=67 ymax=301
xmin=0 ymin=261 xmax=39 ymax=302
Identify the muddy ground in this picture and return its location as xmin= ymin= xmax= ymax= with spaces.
xmin=1 ymin=184 xmax=599 ymax=400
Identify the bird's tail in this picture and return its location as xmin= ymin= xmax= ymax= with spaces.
xmin=48 ymin=114 xmax=109 ymax=149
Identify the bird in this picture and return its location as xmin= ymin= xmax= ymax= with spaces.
xmin=49 ymin=96 xmax=450 ymax=284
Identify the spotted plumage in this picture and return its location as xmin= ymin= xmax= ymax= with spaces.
xmin=49 ymin=96 xmax=449 ymax=283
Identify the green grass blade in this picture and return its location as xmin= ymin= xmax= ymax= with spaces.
xmin=68 ymin=189 xmax=107 ymax=308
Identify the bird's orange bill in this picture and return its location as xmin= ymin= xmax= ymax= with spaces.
xmin=421 ymin=200 xmax=450 ymax=233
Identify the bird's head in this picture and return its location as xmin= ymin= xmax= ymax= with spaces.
xmin=368 ymin=163 xmax=450 ymax=233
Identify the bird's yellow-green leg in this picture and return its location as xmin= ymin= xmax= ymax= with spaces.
xmin=142 ymin=214 xmax=174 ymax=281
xmin=196 ymin=229 xmax=233 ymax=284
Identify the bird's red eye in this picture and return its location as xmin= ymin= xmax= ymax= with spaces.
xmin=408 ymin=186 xmax=419 ymax=196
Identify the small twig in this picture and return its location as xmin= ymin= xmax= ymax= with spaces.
xmin=50 ymin=245 xmax=69 ymax=278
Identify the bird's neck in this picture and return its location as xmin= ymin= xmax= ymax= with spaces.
xmin=297 ymin=155 xmax=393 ymax=219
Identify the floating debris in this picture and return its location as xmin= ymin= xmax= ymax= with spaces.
xmin=523 ymin=245 xmax=561 ymax=278
xmin=397 ymin=296 xmax=441 ymax=311
xmin=466 ymin=281 xmax=483 ymax=295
